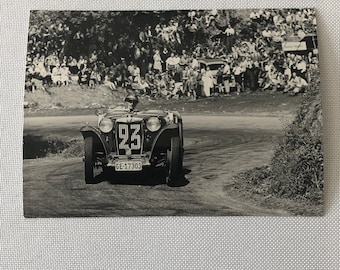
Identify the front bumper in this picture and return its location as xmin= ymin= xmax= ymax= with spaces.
xmin=106 ymin=154 xmax=151 ymax=168
xmin=90 ymin=150 xmax=167 ymax=172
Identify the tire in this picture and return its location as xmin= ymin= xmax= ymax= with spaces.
xmin=165 ymin=137 xmax=182 ymax=186
xmin=84 ymin=136 xmax=95 ymax=184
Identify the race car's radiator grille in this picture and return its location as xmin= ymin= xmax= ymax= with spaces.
xmin=115 ymin=122 xmax=143 ymax=155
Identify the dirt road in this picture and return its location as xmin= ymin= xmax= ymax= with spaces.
xmin=23 ymin=114 xmax=293 ymax=217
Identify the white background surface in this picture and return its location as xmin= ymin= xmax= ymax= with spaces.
xmin=1 ymin=1 xmax=339 ymax=269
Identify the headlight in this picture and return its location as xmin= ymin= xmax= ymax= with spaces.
xmin=99 ymin=118 xmax=113 ymax=133
xmin=146 ymin=117 xmax=161 ymax=132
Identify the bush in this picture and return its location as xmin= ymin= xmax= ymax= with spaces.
xmin=270 ymin=72 xmax=323 ymax=202
xmin=234 ymin=71 xmax=323 ymax=204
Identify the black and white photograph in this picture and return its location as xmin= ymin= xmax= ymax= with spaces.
xmin=23 ymin=9 xmax=323 ymax=217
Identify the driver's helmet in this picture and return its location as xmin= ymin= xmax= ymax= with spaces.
xmin=124 ymin=94 xmax=139 ymax=110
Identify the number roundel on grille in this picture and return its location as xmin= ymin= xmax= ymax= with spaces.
xmin=118 ymin=123 xmax=141 ymax=151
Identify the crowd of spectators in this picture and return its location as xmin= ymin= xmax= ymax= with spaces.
xmin=25 ymin=9 xmax=318 ymax=97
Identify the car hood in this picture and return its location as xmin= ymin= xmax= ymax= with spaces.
xmin=104 ymin=109 xmax=168 ymax=120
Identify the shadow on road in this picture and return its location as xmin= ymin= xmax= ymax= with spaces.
xmin=91 ymin=167 xmax=191 ymax=187
xmin=169 ymin=168 xmax=191 ymax=187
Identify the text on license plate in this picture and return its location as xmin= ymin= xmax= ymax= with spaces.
xmin=115 ymin=161 xmax=143 ymax=171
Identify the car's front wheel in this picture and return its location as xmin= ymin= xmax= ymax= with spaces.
xmin=165 ymin=137 xmax=182 ymax=186
xmin=84 ymin=136 xmax=95 ymax=184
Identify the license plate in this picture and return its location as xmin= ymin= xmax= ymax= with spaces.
xmin=115 ymin=160 xmax=143 ymax=171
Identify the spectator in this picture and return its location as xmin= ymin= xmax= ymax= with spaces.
xmin=134 ymin=77 xmax=150 ymax=95
xmin=138 ymin=27 xmax=147 ymax=44
xmin=131 ymin=64 xmax=141 ymax=79
xmin=166 ymin=52 xmax=176 ymax=70
xmin=105 ymin=51 xmax=115 ymax=67
xmin=262 ymin=27 xmax=272 ymax=44
xmin=89 ymin=50 xmax=98 ymax=64
xmin=160 ymin=47 xmax=170 ymax=71
xmin=67 ymin=56 xmax=79 ymax=75
xmin=26 ymin=64 xmax=44 ymax=92
xmin=249 ymin=10 xmax=259 ymax=21
xmin=153 ymin=50 xmax=163 ymax=74
xmin=155 ymin=24 xmax=162 ymax=36
xmin=88 ymin=66 xmax=101 ymax=88
xmin=283 ymin=63 xmax=292 ymax=81
xmin=179 ymin=50 xmax=190 ymax=66
xmin=296 ymin=55 xmax=307 ymax=80
xmin=139 ymin=47 xmax=149 ymax=78
xmin=40 ymin=64 xmax=52 ymax=89
xmin=116 ymin=58 xmax=128 ymax=87
xmin=263 ymin=65 xmax=281 ymax=91
xmin=154 ymin=74 xmax=167 ymax=97
xmin=216 ymin=66 xmax=224 ymax=94
xmin=45 ymin=51 xmax=59 ymax=72
xmin=223 ymin=61 xmax=232 ymax=95
xmin=103 ymin=71 xmax=117 ymax=91
xmin=187 ymin=68 xmax=198 ymax=100
xmin=272 ymin=12 xmax=283 ymax=28
xmin=77 ymin=55 xmax=86 ymax=70
xmin=223 ymin=24 xmax=235 ymax=36
xmin=25 ymin=68 xmax=36 ymax=93
xmin=201 ymin=68 xmax=214 ymax=97
xmin=285 ymin=11 xmax=294 ymax=28
xmin=272 ymin=28 xmax=284 ymax=43
xmin=188 ymin=10 xmax=196 ymax=22
xmin=283 ymin=72 xmax=308 ymax=94
xmin=247 ymin=61 xmax=260 ymax=91
xmin=233 ymin=61 xmax=244 ymax=94
xmin=145 ymin=70 xmax=155 ymax=89
xmin=51 ymin=63 xmax=62 ymax=86
xmin=191 ymin=54 xmax=199 ymax=70
xmin=127 ymin=61 xmax=135 ymax=77
xmin=25 ymin=9 xmax=317 ymax=99
xmin=205 ymin=9 xmax=218 ymax=27
xmin=78 ymin=64 xmax=88 ymax=88
xmin=60 ymin=63 xmax=70 ymax=86
xmin=295 ymin=11 xmax=305 ymax=29
xmin=166 ymin=75 xmax=180 ymax=100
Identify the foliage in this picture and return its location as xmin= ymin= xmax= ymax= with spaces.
xmin=23 ymin=134 xmax=71 ymax=159
xmin=28 ymin=10 xmax=244 ymax=57
xmin=270 ymin=71 xmax=323 ymax=202
xmin=234 ymin=71 xmax=323 ymax=204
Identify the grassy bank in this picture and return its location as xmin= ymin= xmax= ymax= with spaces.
xmin=230 ymin=73 xmax=323 ymax=215
xmin=24 ymin=84 xmax=303 ymax=117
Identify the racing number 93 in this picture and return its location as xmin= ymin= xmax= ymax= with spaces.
xmin=118 ymin=124 xmax=141 ymax=150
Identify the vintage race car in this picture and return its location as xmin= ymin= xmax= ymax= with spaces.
xmin=80 ymin=106 xmax=184 ymax=186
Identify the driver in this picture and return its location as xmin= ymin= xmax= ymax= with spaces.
xmin=124 ymin=94 xmax=139 ymax=112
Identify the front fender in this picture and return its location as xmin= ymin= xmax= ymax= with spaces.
xmin=150 ymin=124 xmax=180 ymax=157
xmin=80 ymin=126 xmax=110 ymax=156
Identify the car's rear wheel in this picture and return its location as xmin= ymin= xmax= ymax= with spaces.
xmin=84 ymin=136 xmax=95 ymax=184
xmin=165 ymin=137 xmax=181 ymax=186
